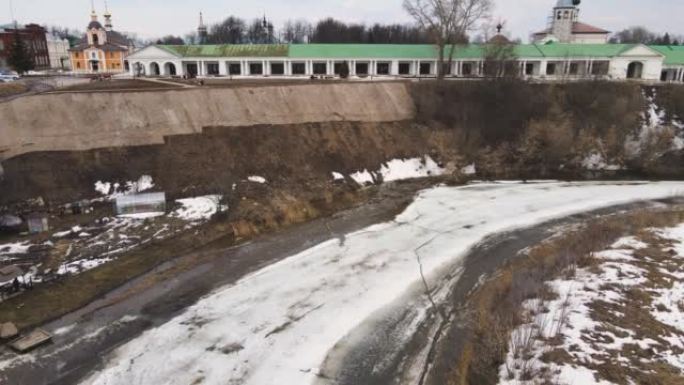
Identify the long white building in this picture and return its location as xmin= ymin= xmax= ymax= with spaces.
xmin=127 ymin=43 xmax=684 ymax=83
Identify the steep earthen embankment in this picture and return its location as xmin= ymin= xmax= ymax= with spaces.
xmin=2 ymin=81 xmax=684 ymax=208
xmin=0 ymin=82 xmax=414 ymax=160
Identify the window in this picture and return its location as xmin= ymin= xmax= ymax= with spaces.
xmin=525 ymin=63 xmax=535 ymax=75
xmin=419 ymin=62 xmax=432 ymax=75
xmin=591 ymin=61 xmax=609 ymax=76
xmin=376 ymin=62 xmax=390 ymax=75
xmin=333 ymin=62 xmax=345 ymax=75
xmin=207 ymin=63 xmax=219 ymax=75
xmin=228 ymin=63 xmax=241 ymax=75
xmin=546 ymin=63 xmax=556 ymax=75
xmin=355 ymin=62 xmax=369 ymax=75
xmin=93 ymin=34 xmax=99 ymax=45
xmin=291 ymin=62 xmax=306 ymax=75
xmin=557 ymin=11 xmax=562 ymax=20
xmin=270 ymin=62 xmax=285 ymax=75
xmin=569 ymin=62 xmax=579 ymax=75
xmin=77 ymin=62 xmax=81 ymax=69
xmin=313 ymin=62 xmax=327 ymax=75
xmin=462 ymin=62 xmax=473 ymax=76
xmin=398 ymin=62 xmax=411 ymax=75
xmin=249 ymin=62 xmax=263 ymax=75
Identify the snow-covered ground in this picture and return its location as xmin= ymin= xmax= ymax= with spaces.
xmin=500 ymin=223 xmax=684 ymax=385
xmin=0 ymin=194 xmax=224 ymax=287
xmin=77 ymin=181 xmax=684 ymax=385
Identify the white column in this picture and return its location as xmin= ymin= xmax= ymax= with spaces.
xmin=350 ymin=60 xmax=356 ymax=76
xmin=177 ymin=61 xmax=185 ymax=77
xmin=219 ymin=61 xmax=228 ymax=76
xmin=391 ymin=61 xmax=398 ymax=76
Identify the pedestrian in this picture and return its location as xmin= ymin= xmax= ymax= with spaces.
xmin=12 ymin=278 xmax=19 ymax=293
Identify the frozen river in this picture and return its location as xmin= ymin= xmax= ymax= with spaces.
xmin=80 ymin=181 xmax=684 ymax=385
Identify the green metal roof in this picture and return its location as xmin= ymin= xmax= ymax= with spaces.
xmin=149 ymin=43 xmax=676 ymax=62
xmin=288 ymin=44 xmax=438 ymax=59
xmin=534 ymin=43 xmax=637 ymax=58
xmin=288 ymin=44 xmax=546 ymax=59
xmin=158 ymin=44 xmax=288 ymax=58
xmin=650 ymin=45 xmax=684 ymax=65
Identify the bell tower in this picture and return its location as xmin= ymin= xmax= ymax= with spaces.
xmin=551 ymin=0 xmax=581 ymax=42
xmin=197 ymin=12 xmax=208 ymax=44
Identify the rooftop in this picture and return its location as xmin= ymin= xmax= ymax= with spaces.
xmin=146 ymin=43 xmax=671 ymax=61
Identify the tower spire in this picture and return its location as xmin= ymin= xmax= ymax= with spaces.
xmin=104 ymin=0 xmax=113 ymax=30
xmin=90 ymin=0 xmax=98 ymax=22
xmin=197 ymin=11 xmax=208 ymax=44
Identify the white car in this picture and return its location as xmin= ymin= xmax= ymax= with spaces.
xmin=0 ymin=74 xmax=20 ymax=83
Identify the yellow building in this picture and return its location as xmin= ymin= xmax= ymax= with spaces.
xmin=69 ymin=6 xmax=132 ymax=73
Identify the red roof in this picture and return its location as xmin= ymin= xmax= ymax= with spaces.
xmin=572 ymin=22 xmax=610 ymax=34
xmin=534 ymin=22 xmax=610 ymax=36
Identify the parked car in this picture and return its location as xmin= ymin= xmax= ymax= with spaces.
xmin=0 ymin=74 xmax=20 ymax=83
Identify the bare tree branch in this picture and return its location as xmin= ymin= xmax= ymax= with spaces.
xmin=403 ymin=0 xmax=492 ymax=79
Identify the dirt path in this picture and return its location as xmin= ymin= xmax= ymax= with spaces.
xmin=0 ymin=181 xmax=427 ymax=385
xmin=316 ymin=198 xmax=684 ymax=385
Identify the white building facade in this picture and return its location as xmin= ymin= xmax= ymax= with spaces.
xmin=127 ymin=43 xmax=684 ymax=83
xmin=46 ymin=34 xmax=71 ymax=70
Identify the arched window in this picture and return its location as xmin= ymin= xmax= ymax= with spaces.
xmin=93 ymin=34 xmax=99 ymax=45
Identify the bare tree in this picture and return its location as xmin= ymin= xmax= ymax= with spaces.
xmin=403 ymin=0 xmax=492 ymax=79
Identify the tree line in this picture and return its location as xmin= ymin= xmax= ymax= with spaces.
xmin=154 ymin=16 xmax=432 ymax=45
xmin=610 ymin=26 xmax=683 ymax=45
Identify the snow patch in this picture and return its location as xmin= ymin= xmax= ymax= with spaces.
xmin=350 ymin=169 xmax=375 ymax=185
xmin=377 ymin=156 xmax=445 ymax=182
xmin=350 ymin=155 xmax=445 ymax=185
xmin=461 ymin=163 xmax=477 ymax=175
xmin=331 ymin=172 xmax=345 ymax=181
xmin=247 ymin=176 xmax=267 ymax=184
xmin=170 ymin=195 xmax=224 ymax=222
xmin=94 ymin=175 xmax=155 ymax=200
xmin=0 ymin=242 xmax=32 ymax=255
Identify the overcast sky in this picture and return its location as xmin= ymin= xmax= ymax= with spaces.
xmin=4 ymin=0 xmax=683 ymax=42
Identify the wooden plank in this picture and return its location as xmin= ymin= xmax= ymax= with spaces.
xmin=9 ymin=328 xmax=52 ymax=353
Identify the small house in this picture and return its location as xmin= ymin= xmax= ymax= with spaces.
xmin=26 ymin=213 xmax=49 ymax=234
xmin=114 ymin=192 xmax=166 ymax=216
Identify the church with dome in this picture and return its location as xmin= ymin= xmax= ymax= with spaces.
xmin=69 ymin=3 xmax=134 ymax=73
xmin=532 ymin=0 xmax=610 ymax=44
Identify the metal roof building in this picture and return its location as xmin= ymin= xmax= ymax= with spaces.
xmin=127 ymin=43 xmax=684 ymax=82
